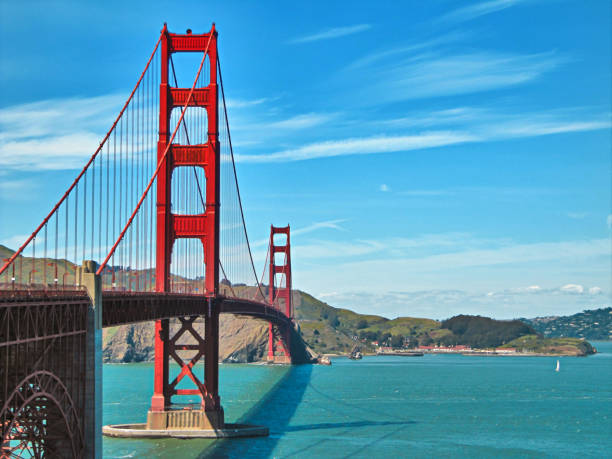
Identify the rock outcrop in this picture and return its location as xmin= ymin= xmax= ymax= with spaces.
xmin=102 ymin=315 xmax=313 ymax=363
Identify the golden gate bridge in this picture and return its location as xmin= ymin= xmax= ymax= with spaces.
xmin=0 ymin=24 xmax=303 ymax=457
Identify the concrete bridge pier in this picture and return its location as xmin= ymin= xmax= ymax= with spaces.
xmin=77 ymin=261 xmax=103 ymax=459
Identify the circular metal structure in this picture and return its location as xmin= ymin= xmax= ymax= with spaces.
xmin=1 ymin=371 xmax=83 ymax=458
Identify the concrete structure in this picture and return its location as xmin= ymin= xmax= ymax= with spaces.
xmin=77 ymin=261 xmax=103 ymax=459
xmin=103 ymin=423 xmax=268 ymax=438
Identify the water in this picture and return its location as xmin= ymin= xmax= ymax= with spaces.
xmin=103 ymin=342 xmax=612 ymax=458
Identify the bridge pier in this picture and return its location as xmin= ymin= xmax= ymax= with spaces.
xmin=267 ymin=323 xmax=292 ymax=364
xmin=77 ymin=261 xmax=103 ymax=459
xmin=146 ymin=301 xmax=224 ymax=432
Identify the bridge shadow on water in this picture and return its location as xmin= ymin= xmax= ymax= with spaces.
xmin=196 ymin=363 xmax=312 ymax=458
xmin=196 ymin=363 xmax=417 ymax=458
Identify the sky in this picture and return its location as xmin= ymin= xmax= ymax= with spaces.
xmin=0 ymin=0 xmax=610 ymax=320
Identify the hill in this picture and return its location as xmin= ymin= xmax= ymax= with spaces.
xmin=521 ymin=308 xmax=612 ymax=341
xmin=504 ymin=335 xmax=595 ymax=355
xmin=439 ymin=315 xmax=536 ymax=348
xmin=293 ymin=291 xmax=439 ymax=353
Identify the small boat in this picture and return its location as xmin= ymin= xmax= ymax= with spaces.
xmin=555 ymin=360 xmax=560 ymax=372
xmin=348 ymin=345 xmax=363 ymax=360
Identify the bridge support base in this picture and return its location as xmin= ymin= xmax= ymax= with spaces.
xmin=267 ymin=355 xmax=292 ymax=364
xmin=146 ymin=408 xmax=224 ymax=431
xmin=103 ymin=422 xmax=268 ymax=439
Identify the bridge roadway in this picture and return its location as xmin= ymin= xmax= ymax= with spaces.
xmin=102 ymin=291 xmax=292 ymax=328
xmin=0 ymin=288 xmax=292 ymax=329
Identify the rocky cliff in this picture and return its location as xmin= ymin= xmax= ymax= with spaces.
xmin=103 ymin=315 xmax=275 ymax=363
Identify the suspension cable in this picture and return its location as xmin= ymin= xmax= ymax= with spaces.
xmin=97 ymin=28 xmax=215 ymax=275
xmin=217 ymin=55 xmax=267 ymax=302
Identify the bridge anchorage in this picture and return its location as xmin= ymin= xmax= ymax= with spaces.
xmin=1 ymin=22 xmax=304 ymax=455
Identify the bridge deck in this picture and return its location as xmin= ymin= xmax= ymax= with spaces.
xmin=0 ymin=289 xmax=291 ymax=329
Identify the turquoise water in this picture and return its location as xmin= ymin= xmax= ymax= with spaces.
xmin=103 ymin=342 xmax=612 ymax=458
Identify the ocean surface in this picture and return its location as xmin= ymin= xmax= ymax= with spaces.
xmin=103 ymin=341 xmax=612 ymax=458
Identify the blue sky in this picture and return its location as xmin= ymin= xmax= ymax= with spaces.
xmin=0 ymin=0 xmax=610 ymax=319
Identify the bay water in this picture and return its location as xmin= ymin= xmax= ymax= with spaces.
xmin=103 ymin=341 xmax=612 ymax=458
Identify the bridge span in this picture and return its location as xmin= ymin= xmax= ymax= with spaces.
xmin=1 ymin=23 xmax=304 ymax=458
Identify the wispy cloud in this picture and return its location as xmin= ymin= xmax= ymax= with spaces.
xmin=230 ymin=112 xmax=336 ymax=136
xmin=293 ymin=235 xmax=610 ymax=313
xmin=340 ymin=26 xmax=565 ymax=103
xmin=376 ymin=51 xmax=563 ymax=101
xmin=0 ymin=94 xmax=124 ymax=170
xmin=292 ymin=219 xmax=347 ymax=236
xmin=0 ymin=178 xmax=39 ymax=202
xmin=333 ymin=238 xmax=610 ymax=272
xmin=318 ymin=281 xmax=608 ymax=320
xmin=296 ymin=234 xmax=610 ymax=319
xmin=0 ymin=94 xmax=123 ymax=143
xmin=438 ymin=0 xmax=527 ymax=25
xmin=252 ymin=219 xmax=347 ymax=248
xmin=379 ymin=184 xmax=391 ymax=192
xmin=293 ymin=232 xmax=500 ymax=261
xmin=566 ymin=212 xmax=588 ymax=219
xmin=226 ymin=97 xmax=271 ymax=109
xmin=237 ymin=131 xmax=477 ymax=163
xmin=266 ymin=113 xmax=336 ymax=130
xmin=559 ymin=283 xmax=584 ymax=294
xmin=346 ymin=31 xmax=472 ymax=71
xmin=0 ymin=132 xmax=104 ymax=170
xmin=236 ymin=108 xmax=609 ymax=163
xmin=1 ymin=233 xmax=31 ymax=250
xmin=290 ymin=24 xmax=372 ymax=44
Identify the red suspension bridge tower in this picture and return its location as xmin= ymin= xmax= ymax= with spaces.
xmin=268 ymin=225 xmax=293 ymax=364
xmin=148 ymin=24 xmax=224 ymax=430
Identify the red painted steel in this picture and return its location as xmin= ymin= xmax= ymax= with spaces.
xmin=268 ymin=225 xmax=293 ymax=361
xmin=0 ymin=292 xmax=88 ymax=456
xmin=151 ymin=24 xmax=221 ymax=415
xmin=171 ymin=144 xmax=210 ymax=167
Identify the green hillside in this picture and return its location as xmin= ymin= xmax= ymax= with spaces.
xmin=293 ymin=290 xmax=441 ymax=353
xmin=505 ymin=335 xmax=595 ymax=355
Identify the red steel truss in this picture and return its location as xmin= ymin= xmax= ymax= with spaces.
xmin=0 ymin=291 xmax=88 ymax=457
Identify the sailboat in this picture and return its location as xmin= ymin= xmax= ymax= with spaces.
xmin=555 ymin=360 xmax=560 ymax=372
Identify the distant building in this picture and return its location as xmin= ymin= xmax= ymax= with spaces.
xmin=453 ymin=345 xmax=470 ymax=350
xmin=496 ymin=347 xmax=517 ymax=353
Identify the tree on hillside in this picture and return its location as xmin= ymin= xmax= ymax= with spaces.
xmin=421 ymin=334 xmax=433 ymax=346
xmin=356 ymin=319 xmax=368 ymax=329
xmin=390 ymin=335 xmax=404 ymax=349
